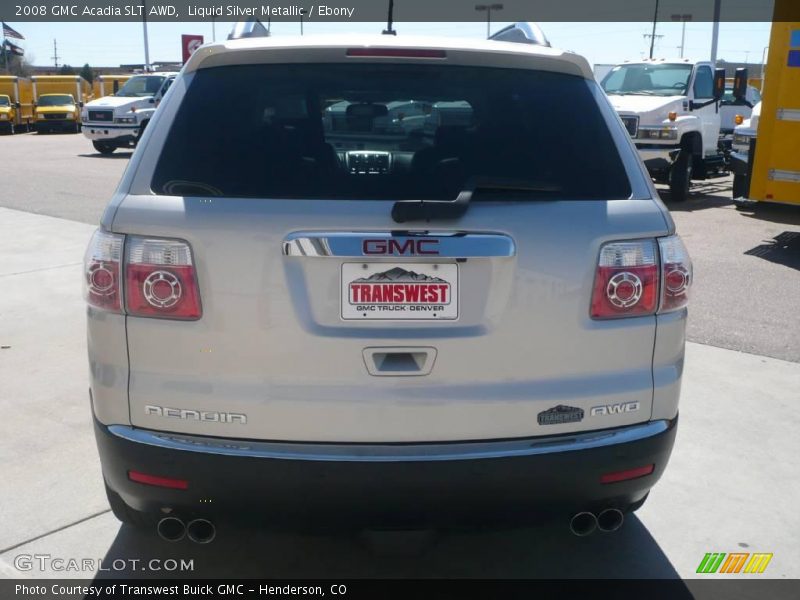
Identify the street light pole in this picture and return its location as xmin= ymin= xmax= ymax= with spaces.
xmin=648 ymin=0 xmax=660 ymax=59
xmin=475 ymin=4 xmax=504 ymax=39
xmin=141 ymin=0 xmax=151 ymax=72
xmin=710 ymin=0 xmax=721 ymax=63
xmin=671 ymin=14 xmax=692 ymax=59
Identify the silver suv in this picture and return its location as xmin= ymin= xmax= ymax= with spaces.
xmin=84 ymin=23 xmax=691 ymax=541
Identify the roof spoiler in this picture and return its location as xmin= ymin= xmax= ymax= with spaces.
xmin=488 ymin=22 xmax=551 ymax=47
xmin=228 ymin=18 xmax=270 ymax=40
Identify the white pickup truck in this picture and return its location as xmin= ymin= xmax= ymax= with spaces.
xmin=81 ymin=73 xmax=176 ymax=154
xmin=601 ymin=59 xmax=727 ymax=201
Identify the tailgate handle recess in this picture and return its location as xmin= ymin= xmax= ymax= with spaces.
xmin=363 ymin=347 xmax=437 ymax=377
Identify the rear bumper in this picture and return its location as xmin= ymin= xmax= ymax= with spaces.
xmin=96 ymin=415 xmax=678 ymax=527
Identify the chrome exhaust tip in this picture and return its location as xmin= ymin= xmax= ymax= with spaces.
xmin=156 ymin=516 xmax=186 ymax=542
xmin=569 ymin=511 xmax=598 ymax=536
xmin=186 ymin=518 xmax=216 ymax=544
xmin=597 ymin=508 xmax=624 ymax=532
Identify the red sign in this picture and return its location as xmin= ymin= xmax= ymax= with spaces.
xmin=182 ymin=34 xmax=204 ymax=64
xmin=350 ymin=283 xmax=451 ymax=305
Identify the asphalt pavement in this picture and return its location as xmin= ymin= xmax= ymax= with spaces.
xmin=0 ymin=131 xmax=799 ymax=586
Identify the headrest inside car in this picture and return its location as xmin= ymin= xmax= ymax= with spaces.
xmin=345 ymin=103 xmax=389 ymax=118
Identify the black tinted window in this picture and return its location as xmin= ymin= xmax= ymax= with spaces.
xmin=152 ymin=64 xmax=631 ymax=200
xmin=693 ymin=66 xmax=714 ymax=99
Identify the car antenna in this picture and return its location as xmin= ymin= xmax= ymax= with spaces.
xmin=382 ymin=0 xmax=397 ymax=35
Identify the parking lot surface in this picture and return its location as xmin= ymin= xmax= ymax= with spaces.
xmin=1 ymin=132 xmax=798 ymax=585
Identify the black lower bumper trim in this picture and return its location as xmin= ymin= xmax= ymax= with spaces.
xmin=95 ymin=416 xmax=678 ymax=527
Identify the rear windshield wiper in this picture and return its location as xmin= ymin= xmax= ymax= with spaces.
xmin=391 ymin=177 xmax=559 ymax=223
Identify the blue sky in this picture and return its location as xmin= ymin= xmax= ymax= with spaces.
xmin=9 ymin=21 xmax=772 ymax=69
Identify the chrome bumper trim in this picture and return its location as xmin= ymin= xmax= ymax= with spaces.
xmin=108 ymin=420 xmax=670 ymax=463
xmin=282 ymin=231 xmax=516 ymax=258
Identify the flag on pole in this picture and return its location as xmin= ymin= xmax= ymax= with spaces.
xmin=3 ymin=40 xmax=24 ymax=56
xmin=2 ymin=22 xmax=25 ymax=40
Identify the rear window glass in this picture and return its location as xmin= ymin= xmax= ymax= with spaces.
xmin=152 ymin=64 xmax=631 ymax=201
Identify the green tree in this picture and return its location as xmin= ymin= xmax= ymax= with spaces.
xmin=1 ymin=51 xmax=33 ymax=77
xmin=80 ymin=63 xmax=94 ymax=84
xmin=59 ymin=64 xmax=76 ymax=75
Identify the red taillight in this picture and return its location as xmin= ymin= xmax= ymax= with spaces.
xmin=128 ymin=470 xmax=189 ymax=490
xmin=591 ymin=236 xmax=692 ymax=319
xmin=600 ymin=464 xmax=655 ymax=484
xmin=84 ymin=230 xmax=124 ymax=313
xmin=346 ymin=48 xmax=447 ymax=58
xmin=125 ymin=237 xmax=202 ymax=320
xmin=591 ymin=240 xmax=658 ymax=319
xmin=658 ymin=235 xmax=692 ymax=312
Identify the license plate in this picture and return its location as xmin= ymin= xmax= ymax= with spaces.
xmin=341 ymin=263 xmax=458 ymax=320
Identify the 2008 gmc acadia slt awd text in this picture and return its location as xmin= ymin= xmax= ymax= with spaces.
xmin=84 ymin=24 xmax=691 ymax=542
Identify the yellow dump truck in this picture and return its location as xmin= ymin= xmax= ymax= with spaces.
xmin=92 ymin=74 xmax=132 ymax=99
xmin=31 ymin=75 xmax=92 ymax=133
xmin=731 ymin=10 xmax=800 ymax=207
xmin=0 ymin=76 xmax=34 ymax=134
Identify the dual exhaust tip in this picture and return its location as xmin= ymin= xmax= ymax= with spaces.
xmin=157 ymin=517 xmax=216 ymax=544
xmin=159 ymin=511 xmax=620 ymax=541
xmin=569 ymin=508 xmax=624 ymax=536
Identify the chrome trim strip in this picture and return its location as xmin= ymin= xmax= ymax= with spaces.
xmin=777 ymin=108 xmax=800 ymax=122
xmin=282 ymin=231 xmax=516 ymax=258
xmin=768 ymin=169 xmax=800 ymax=183
xmin=108 ymin=420 xmax=669 ymax=463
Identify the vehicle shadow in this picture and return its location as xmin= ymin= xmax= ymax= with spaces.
xmin=92 ymin=514 xmax=690 ymax=583
xmin=737 ymin=202 xmax=800 ymax=227
xmin=78 ymin=152 xmax=134 ymax=159
xmin=658 ymin=181 xmax=734 ymax=212
xmin=744 ymin=230 xmax=800 ymax=272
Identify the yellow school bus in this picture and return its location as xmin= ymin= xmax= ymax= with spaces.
xmin=0 ymin=76 xmax=34 ymax=134
xmin=731 ymin=3 xmax=800 ymax=207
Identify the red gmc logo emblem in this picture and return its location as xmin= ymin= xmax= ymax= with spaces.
xmin=362 ymin=239 xmax=440 ymax=255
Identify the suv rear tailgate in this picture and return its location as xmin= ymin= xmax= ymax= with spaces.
xmin=115 ymin=196 xmax=668 ymax=442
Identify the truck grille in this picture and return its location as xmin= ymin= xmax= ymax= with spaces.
xmin=88 ymin=110 xmax=113 ymax=122
xmin=44 ymin=113 xmax=68 ymax=120
xmin=620 ymin=115 xmax=639 ymax=137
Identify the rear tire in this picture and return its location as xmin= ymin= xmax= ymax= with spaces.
xmin=93 ymin=141 xmax=116 ymax=155
xmin=732 ymin=173 xmax=748 ymax=200
xmin=669 ymin=150 xmax=693 ymax=202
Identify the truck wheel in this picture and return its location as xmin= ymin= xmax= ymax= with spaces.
xmin=669 ymin=150 xmax=693 ymax=202
xmin=104 ymin=481 xmax=153 ymax=529
xmin=74 ymin=122 xmax=80 ymax=134
xmin=732 ymin=173 xmax=748 ymax=199
xmin=93 ymin=141 xmax=116 ymax=155
xmin=136 ymin=119 xmax=149 ymax=143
